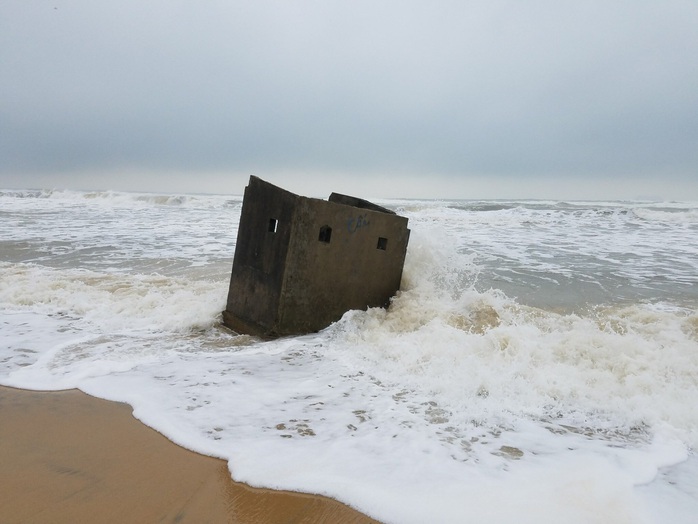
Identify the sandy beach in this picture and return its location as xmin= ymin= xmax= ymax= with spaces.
xmin=0 ymin=386 xmax=379 ymax=523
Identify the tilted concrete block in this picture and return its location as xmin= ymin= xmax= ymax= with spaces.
xmin=223 ymin=176 xmax=410 ymax=337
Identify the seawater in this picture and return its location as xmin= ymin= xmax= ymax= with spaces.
xmin=1 ymin=189 xmax=697 ymax=523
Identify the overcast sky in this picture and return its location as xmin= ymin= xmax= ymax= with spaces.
xmin=2 ymin=1 xmax=697 ymax=200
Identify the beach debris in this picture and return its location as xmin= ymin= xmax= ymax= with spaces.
xmin=223 ymin=176 xmax=410 ymax=337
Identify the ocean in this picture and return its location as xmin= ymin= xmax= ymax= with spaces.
xmin=1 ymin=188 xmax=697 ymax=523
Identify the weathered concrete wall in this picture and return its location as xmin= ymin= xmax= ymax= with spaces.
xmin=223 ymin=177 xmax=297 ymax=335
xmin=278 ymin=196 xmax=409 ymax=334
xmin=223 ymin=176 xmax=410 ymax=337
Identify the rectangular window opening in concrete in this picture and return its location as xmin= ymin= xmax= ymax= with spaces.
xmin=268 ymin=218 xmax=278 ymax=233
xmin=319 ymin=225 xmax=332 ymax=243
xmin=377 ymin=237 xmax=388 ymax=250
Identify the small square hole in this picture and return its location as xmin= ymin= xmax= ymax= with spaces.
xmin=377 ymin=237 xmax=388 ymax=250
xmin=319 ymin=225 xmax=332 ymax=243
xmin=268 ymin=218 xmax=278 ymax=233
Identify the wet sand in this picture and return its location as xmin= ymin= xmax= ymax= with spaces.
xmin=0 ymin=386 xmax=380 ymax=523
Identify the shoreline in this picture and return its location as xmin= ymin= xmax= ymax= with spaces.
xmin=0 ymin=385 xmax=380 ymax=523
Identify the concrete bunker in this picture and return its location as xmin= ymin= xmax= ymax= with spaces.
xmin=223 ymin=176 xmax=410 ymax=337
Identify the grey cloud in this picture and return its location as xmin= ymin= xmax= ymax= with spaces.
xmin=1 ymin=1 xmax=697 ymax=198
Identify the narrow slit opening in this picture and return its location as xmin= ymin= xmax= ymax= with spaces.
xmin=268 ymin=218 xmax=278 ymax=233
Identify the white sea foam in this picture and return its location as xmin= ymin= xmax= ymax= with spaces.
xmin=0 ymin=188 xmax=242 ymax=209
xmin=1 ymin=190 xmax=697 ymax=523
